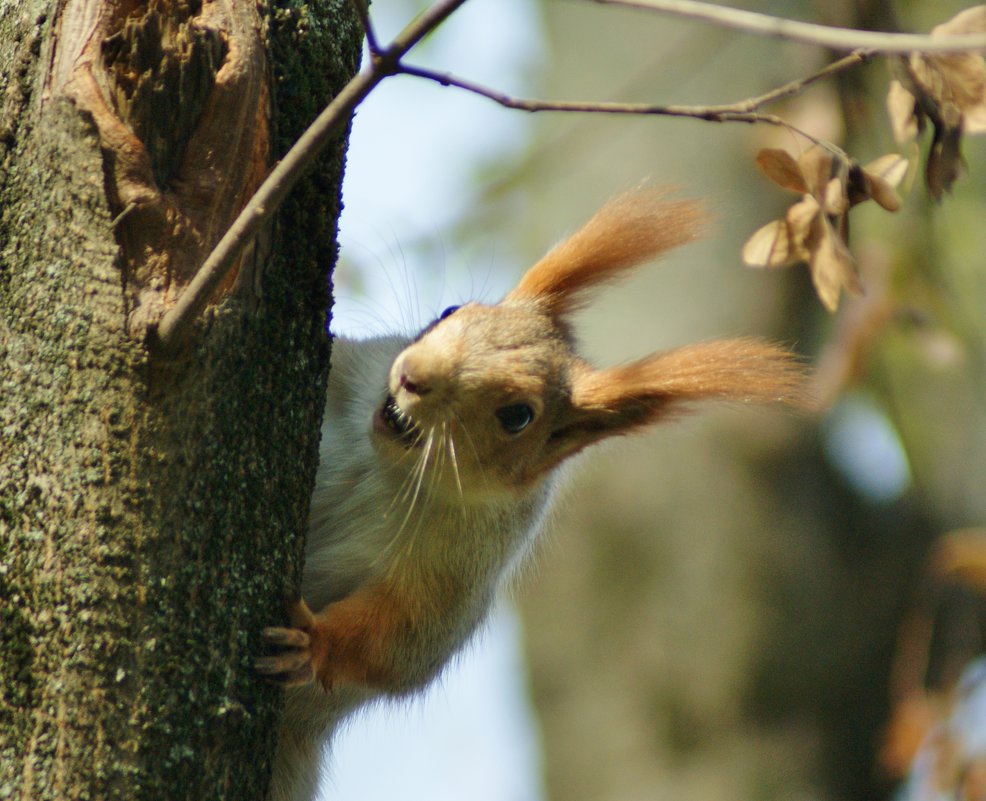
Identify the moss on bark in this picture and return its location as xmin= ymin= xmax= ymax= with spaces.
xmin=0 ymin=1 xmax=361 ymax=798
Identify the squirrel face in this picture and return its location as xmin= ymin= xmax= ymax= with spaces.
xmin=262 ymin=190 xmax=813 ymax=801
xmin=369 ymin=189 xmax=809 ymax=506
xmin=373 ymin=301 xmax=576 ymax=498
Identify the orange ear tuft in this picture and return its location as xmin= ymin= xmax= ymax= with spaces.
xmin=506 ymin=189 xmax=704 ymax=317
xmin=577 ymin=338 xmax=810 ymax=417
xmin=541 ymin=339 xmax=810 ymax=470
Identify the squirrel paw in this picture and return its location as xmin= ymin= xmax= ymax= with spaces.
xmin=255 ymin=598 xmax=330 ymax=690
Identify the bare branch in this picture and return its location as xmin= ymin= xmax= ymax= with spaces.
xmin=593 ymin=0 xmax=986 ymax=53
xmin=152 ymin=0 xmax=470 ymax=353
xmin=399 ymin=52 xmax=867 ymax=151
xmin=350 ymin=0 xmax=381 ymax=56
xmin=738 ymin=50 xmax=871 ymax=112
xmin=156 ymin=0 xmax=978 ymax=353
xmin=400 ymin=63 xmax=772 ymax=121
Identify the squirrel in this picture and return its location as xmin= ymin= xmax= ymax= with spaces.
xmin=255 ymin=188 xmax=808 ymax=801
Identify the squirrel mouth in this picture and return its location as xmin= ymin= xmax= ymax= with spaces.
xmin=379 ymin=394 xmax=420 ymax=443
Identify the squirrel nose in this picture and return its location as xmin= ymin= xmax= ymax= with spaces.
xmin=393 ymin=349 xmax=435 ymax=397
xmin=398 ymin=371 xmax=428 ymax=396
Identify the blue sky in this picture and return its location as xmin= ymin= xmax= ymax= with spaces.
xmin=325 ymin=2 xmax=548 ymax=799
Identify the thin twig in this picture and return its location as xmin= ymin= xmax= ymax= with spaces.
xmin=735 ymin=50 xmax=871 ymax=113
xmin=399 ymin=55 xmax=861 ymax=150
xmin=350 ymin=0 xmax=381 ymax=56
xmin=401 ymin=63 xmax=765 ymax=120
xmin=152 ymin=0 xmax=470 ymax=353
xmin=593 ymin=0 xmax=986 ymax=53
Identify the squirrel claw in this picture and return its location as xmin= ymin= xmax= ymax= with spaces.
xmin=262 ymin=626 xmax=310 ymax=648
xmin=255 ymin=636 xmax=316 ymax=687
xmin=254 ymin=651 xmax=315 ymax=686
xmin=257 ymin=599 xmax=326 ymax=688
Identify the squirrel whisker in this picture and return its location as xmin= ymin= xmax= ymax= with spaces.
xmin=263 ymin=187 xmax=811 ymax=801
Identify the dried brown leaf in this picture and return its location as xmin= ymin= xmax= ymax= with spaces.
xmin=810 ymin=218 xmax=860 ymax=313
xmin=746 ymin=146 xmax=880 ymax=312
xmin=887 ymin=80 xmax=921 ymax=143
xmin=851 ymin=153 xmax=908 ymax=211
xmin=798 ymin=146 xmax=835 ymax=196
xmin=864 ymin=175 xmax=903 ymax=211
xmin=755 ymin=148 xmax=808 ymax=193
xmin=965 ymin=97 xmax=986 ymax=133
xmin=785 ymin=195 xmax=819 ymax=239
xmin=931 ymin=5 xmax=986 ymax=38
xmin=865 ymin=153 xmax=909 ymax=187
xmin=823 ymin=176 xmax=849 ymax=215
xmin=927 ymin=125 xmax=965 ymax=199
xmin=927 ymin=5 xmax=986 ymax=123
xmin=887 ymin=6 xmax=986 ymax=197
xmin=930 ymin=51 xmax=986 ymax=133
xmin=741 ymin=219 xmax=798 ymax=268
xmin=922 ymin=51 xmax=986 ymax=127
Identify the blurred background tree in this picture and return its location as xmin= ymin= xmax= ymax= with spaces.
xmin=330 ymin=1 xmax=986 ymax=800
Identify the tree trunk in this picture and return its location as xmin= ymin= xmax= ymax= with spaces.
xmin=0 ymin=1 xmax=360 ymax=799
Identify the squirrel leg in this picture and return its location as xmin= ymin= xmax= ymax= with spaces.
xmin=257 ymin=587 xmax=410 ymax=693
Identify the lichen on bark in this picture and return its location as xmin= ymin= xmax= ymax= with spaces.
xmin=0 ymin=1 xmax=362 ymax=798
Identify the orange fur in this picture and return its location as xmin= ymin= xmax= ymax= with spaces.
xmin=575 ymin=338 xmax=809 ymax=415
xmin=263 ymin=185 xmax=812 ymax=801
xmin=277 ymin=585 xmax=421 ymax=692
xmin=507 ymin=189 xmax=704 ymax=316
xmin=530 ymin=340 xmax=809 ymax=474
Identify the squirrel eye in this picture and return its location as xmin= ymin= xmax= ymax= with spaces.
xmin=495 ymin=403 xmax=534 ymax=434
xmin=439 ymin=305 xmax=460 ymax=320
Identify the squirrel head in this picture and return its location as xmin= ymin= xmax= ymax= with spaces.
xmin=372 ymin=189 xmax=809 ymax=501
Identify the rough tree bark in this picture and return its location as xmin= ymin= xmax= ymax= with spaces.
xmin=0 ymin=1 xmax=361 ymax=798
